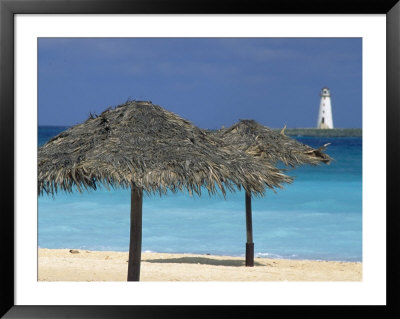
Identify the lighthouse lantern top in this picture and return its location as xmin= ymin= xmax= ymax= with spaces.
xmin=321 ymin=87 xmax=331 ymax=97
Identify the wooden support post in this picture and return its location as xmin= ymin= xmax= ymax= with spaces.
xmin=127 ymin=186 xmax=143 ymax=281
xmin=245 ymin=191 xmax=254 ymax=267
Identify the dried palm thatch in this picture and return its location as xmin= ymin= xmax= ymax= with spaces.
xmin=213 ymin=119 xmax=332 ymax=167
xmin=210 ymin=119 xmax=332 ymax=267
xmin=38 ymin=102 xmax=292 ymax=197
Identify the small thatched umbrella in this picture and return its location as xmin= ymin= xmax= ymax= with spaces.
xmin=38 ymin=102 xmax=292 ymax=281
xmin=213 ymin=119 xmax=332 ymax=266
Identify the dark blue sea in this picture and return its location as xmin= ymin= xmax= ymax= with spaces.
xmin=38 ymin=126 xmax=362 ymax=262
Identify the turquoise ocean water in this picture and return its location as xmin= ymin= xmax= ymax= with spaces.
xmin=38 ymin=126 xmax=362 ymax=262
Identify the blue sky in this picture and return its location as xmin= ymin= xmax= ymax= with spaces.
xmin=38 ymin=38 xmax=362 ymax=129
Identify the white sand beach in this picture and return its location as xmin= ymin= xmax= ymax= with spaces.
xmin=38 ymin=248 xmax=362 ymax=281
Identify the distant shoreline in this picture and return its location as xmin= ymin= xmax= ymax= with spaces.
xmin=39 ymin=125 xmax=362 ymax=137
xmin=273 ymin=128 xmax=362 ymax=137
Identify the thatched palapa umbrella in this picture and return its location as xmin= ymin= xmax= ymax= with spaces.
xmin=213 ymin=119 xmax=332 ymax=267
xmin=38 ymin=102 xmax=293 ymax=281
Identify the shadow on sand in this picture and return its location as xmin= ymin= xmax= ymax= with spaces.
xmin=143 ymin=256 xmax=265 ymax=267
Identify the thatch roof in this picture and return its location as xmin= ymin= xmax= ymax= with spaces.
xmin=38 ymin=102 xmax=293 ymax=197
xmin=212 ymin=120 xmax=332 ymax=167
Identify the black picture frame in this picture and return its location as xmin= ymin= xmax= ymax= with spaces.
xmin=1 ymin=0 xmax=399 ymax=318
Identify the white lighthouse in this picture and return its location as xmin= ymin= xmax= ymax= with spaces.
xmin=317 ymin=87 xmax=334 ymax=129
